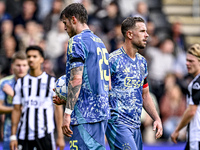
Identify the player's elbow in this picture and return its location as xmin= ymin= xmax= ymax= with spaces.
xmin=189 ymin=110 xmax=196 ymax=118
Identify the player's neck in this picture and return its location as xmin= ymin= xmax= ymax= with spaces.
xmin=123 ymin=42 xmax=137 ymax=59
xmin=29 ymin=68 xmax=43 ymax=77
xmin=77 ymin=23 xmax=89 ymax=34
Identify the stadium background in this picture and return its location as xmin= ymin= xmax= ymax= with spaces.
xmin=0 ymin=0 xmax=200 ymax=149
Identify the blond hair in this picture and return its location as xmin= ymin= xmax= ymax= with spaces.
xmin=187 ymin=44 xmax=200 ymax=61
xmin=11 ymin=51 xmax=27 ymax=63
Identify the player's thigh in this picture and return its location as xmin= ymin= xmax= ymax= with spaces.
xmin=70 ymin=120 xmax=107 ymax=150
xmin=106 ymin=122 xmax=142 ymax=150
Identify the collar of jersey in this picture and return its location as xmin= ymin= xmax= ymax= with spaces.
xmin=120 ymin=47 xmax=138 ymax=62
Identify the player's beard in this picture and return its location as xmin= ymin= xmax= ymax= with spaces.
xmin=132 ymin=42 xmax=146 ymax=50
xmin=69 ymin=27 xmax=76 ymax=37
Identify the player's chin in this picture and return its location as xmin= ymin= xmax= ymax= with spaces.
xmin=138 ymin=45 xmax=146 ymax=49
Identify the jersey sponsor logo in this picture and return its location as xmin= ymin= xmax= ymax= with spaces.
xmin=24 ymin=99 xmax=39 ymax=106
xmin=192 ymin=82 xmax=200 ymax=90
xmin=124 ymin=77 xmax=143 ymax=88
xmin=41 ymin=83 xmax=48 ymax=89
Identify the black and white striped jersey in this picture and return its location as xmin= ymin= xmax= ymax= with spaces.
xmin=187 ymin=73 xmax=200 ymax=142
xmin=13 ymin=72 xmax=56 ymax=140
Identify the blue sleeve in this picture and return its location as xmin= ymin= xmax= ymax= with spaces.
xmin=68 ymin=36 xmax=85 ymax=70
xmin=0 ymin=81 xmax=6 ymax=101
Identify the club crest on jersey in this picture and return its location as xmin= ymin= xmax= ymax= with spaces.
xmin=122 ymin=143 xmax=131 ymax=150
xmin=193 ymin=82 xmax=200 ymax=90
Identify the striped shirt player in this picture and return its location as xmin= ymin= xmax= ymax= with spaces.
xmin=106 ymin=47 xmax=148 ymax=150
xmin=65 ymin=29 xmax=110 ymax=149
xmin=171 ymin=44 xmax=200 ymax=150
xmin=185 ymin=74 xmax=200 ymax=149
xmin=0 ymin=75 xmax=16 ymax=149
xmin=13 ymin=72 xmax=56 ymax=149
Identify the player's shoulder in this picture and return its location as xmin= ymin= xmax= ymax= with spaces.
xmin=0 ymin=75 xmax=15 ymax=85
xmin=136 ymin=53 xmax=147 ymax=61
xmin=192 ymin=74 xmax=200 ymax=90
xmin=81 ymin=30 xmax=104 ymax=44
xmin=42 ymin=72 xmax=55 ymax=79
xmin=109 ymin=48 xmax=123 ymax=61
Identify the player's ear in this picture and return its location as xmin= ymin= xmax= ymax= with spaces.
xmin=71 ymin=16 xmax=77 ymax=24
xmin=40 ymin=57 xmax=44 ymax=64
xmin=127 ymin=30 xmax=133 ymax=40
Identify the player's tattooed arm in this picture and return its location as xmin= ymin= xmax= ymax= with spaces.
xmin=66 ymin=66 xmax=83 ymax=111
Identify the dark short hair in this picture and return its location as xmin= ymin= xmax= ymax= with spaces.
xmin=60 ymin=3 xmax=88 ymax=24
xmin=25 ymin=45 xmax=44 ymax=58
xmin=121 ymin=17 xmax=145 ymax=37
xmin=11 ymin=51 xmax=27 ymax=63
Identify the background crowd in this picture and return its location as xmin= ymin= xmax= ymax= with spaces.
xmin=0 ymin=0 xmax=195 ymax=145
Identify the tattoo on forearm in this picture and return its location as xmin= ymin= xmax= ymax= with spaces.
xmin=66 ymin=66 xmax=83 ymax=110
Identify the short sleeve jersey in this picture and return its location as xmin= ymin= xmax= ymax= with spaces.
xmin=13 ymin=72 xmax=56 ymax=140
xmin=187 ymin=74 xmax=200 ymax=142
xmin=66 ymin=29 xmax=110 ymax=125
xmin=109 ymin=47 xmax=148 ymax=128
xmin=0 ymin=75 xmax=15 ymax=141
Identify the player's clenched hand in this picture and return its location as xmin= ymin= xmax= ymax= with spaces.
xmin=53 ymin=89 xmax=66 ymax=105
xmin=56 ymin=136 xmax=65 ymax=150
xmin=171 ymin=130 xmax=179 ymax=144
xmin=10 ymin=140 xmax=18 ymax=150
xmin=62 ymin=113 xmax=73 ymax=137
xmin=53 ymin=95 xmax=66 ymax=105
xmin=153 ymin=120 xmax=163 ymax=139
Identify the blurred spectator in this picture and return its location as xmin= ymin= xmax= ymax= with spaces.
xmin=170 ymin=22 xmax=187 ymax=53
xmin=13 ymin=0 xmax=39 ymax=27
xmin=82 ymin=0 xmax=98 ymax=24
xmin=43 ymin=0 xmax=63 ymax=36
xmin=0 ymin=1 xmax=12 ymax=33
xmin=118 ymin=0 xmax=142 ymax=17
xmin=0 ymin=19 xmax=15 ymax=51
xmin=45 ymin=21 xmax=69 ymax=63
xmin=170 ymin=22 xmax=188 ymax=79
xmin=130 ymin=1 xmax=149 ymax=23
xmin=146 ymin=38 xmax=175 ymax=102
xmin=18 ymin=21 xmax=44 ymax=51
xmin=160 ymin=83 xmax=186 ymax=140
xmin=0 ymin=36 xmax=17 ymax=77
xmin=146 ymin=21 xmax=159 ymax=47
xmin=5 ymin=0 xmax=22 ymax=18
xmin=54 ymin=41 xmax=68 ymax=79
xmin=108 ymin=23 xmax=124 ymax=53
xmin=42 ymin=57 xmax=55 ymax=77
xmin=100 ymin=1 xmax=124 ymax=35
xmin=37 ymin=0 xmax=54 ymax=22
